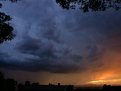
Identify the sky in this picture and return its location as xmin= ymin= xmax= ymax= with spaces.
xmin=0 ymin=0 xmax=121 ymax=85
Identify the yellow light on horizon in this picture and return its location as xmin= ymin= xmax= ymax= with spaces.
xmin=88 ymin=78 xmax=121 ymax=84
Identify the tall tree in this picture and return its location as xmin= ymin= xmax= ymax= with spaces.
xmin=56 ymin=0 xmax=121 ymax=12
xmin=0 ymin=0 xmax=18 ymax=44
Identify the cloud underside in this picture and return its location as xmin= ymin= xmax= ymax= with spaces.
xmin=0 ymin=0 xmax=121 ymax=73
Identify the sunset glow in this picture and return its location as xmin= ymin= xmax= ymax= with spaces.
xmin=87 ymin=70 xmax=121 ymax=85
xmin=88 ymin=78 xmax=121 ymax=84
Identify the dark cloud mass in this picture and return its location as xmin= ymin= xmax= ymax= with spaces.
xmin=0 ymin=0 xmax=121 ymax=74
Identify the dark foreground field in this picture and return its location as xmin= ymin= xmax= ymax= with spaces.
xmin=1 ymin=72 xmax=121 ymax=91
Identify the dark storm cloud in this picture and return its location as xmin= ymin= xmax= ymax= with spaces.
xmin=0 ymin=48 xmax=83 ymax=73
xmin=14 ymin=35 xmax=84 ymax=73
xmin=0 ymin=0 xmax=121 ymax=73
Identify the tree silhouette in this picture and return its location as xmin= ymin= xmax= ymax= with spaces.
xmin=0 ymin=72 xmax=5 ymax=91
xmin=9 ymin=0 xmax=18 ymax=3
xmin=0 ymin=0 xmax=19 ymax=44
xmin=5 ymin=78 xmax=17 ymax=91
xmin=0 ymin=12 xmax=15 ymax=43
xmin=56 ymin=0 xmax=121 ymax=12
xmin=25 ymin=81 xmax=31 ymax=86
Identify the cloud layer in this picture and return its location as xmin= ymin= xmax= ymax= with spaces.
xmin=0 ymin=0 xmax=121 ymax=74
